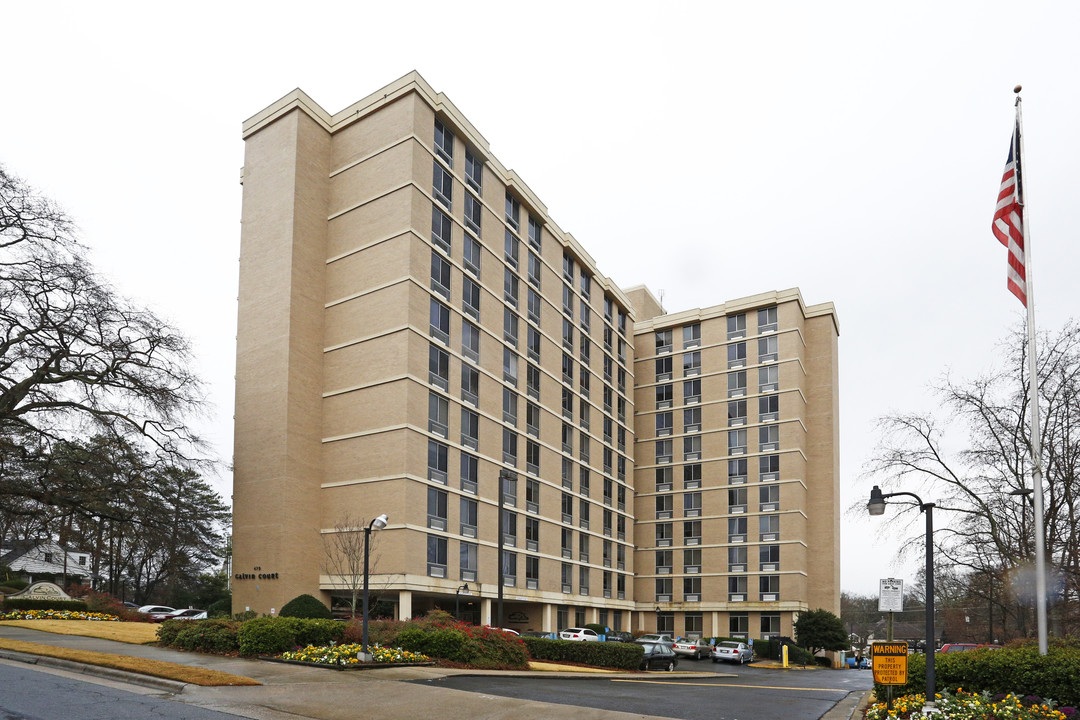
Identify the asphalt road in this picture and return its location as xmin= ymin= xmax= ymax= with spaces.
xmin=0 ymin=660 xmax=245 ymax=720
xmin=412 ymin=664 xmax=876 ymax=720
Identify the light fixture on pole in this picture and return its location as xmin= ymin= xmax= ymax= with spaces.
xmin=360 ymin=513 xmax=389 ymax=662
xmin=867 ymin=485 xmax=937 ymax=712
xmin=455 ymin=582 xmax=471 ymax=619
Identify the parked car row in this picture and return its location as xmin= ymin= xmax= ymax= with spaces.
xmin=135 ymin=605 xmax=207 ymax=622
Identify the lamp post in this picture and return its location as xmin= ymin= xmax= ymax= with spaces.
xmin=360 ymin=513 xmax=389 ymax=662
xmin=455 ymin=582 xmax=471 ymax=620
xmin=868 ymin=486 xmax=936 ymax=711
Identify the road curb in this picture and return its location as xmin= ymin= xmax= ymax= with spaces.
xmin=822 ymin=688 xmax=873 ymax=720
xmin=0 ymin=648 xmax=190 ymax=694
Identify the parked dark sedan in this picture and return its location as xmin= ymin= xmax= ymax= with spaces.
xmin=605 ymin=631 xmax=635 ymax=643
xmin=640 ymin=641 xmax=679 ymax=671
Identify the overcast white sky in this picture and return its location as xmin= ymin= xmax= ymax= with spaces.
xmin=4 ymin=1 xmax=1077 ymax=596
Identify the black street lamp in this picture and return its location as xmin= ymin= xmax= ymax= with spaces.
xmin=455 ymin=582 xmax=471 ymax=620
xmin=360 ymin=513 xmax=389 ymax=661
xmin=868 ymin=485 xmax=937 ymax=711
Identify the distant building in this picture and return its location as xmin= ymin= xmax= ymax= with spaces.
xmin=232 ymin=72 xmax=840 ymax=636
xmin=1 ymin=540 xmax=94 ymax=586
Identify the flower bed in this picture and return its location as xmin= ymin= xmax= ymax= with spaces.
xmin=866 ymin=689 xmax=1076 ymax=720
xmin=278 ymin=643 xmax=431 ymax=667
xmin=0 ymin=610 xmax=119 ymax=622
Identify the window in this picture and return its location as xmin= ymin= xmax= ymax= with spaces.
xmin=655 ymin=384 xmax=673 ymax=409
xmin=503 ymin=550 xmax=517 ymax=586
xmin=428 ymin=439 xmax=448 ymax=484
xmin=580 ymin=305 xmax=591 ymax=333
xmin=759 ymin=365 xmax=779 ymax=392
xmin=728 ymin=487 xmax=747 ymax=513
xmin=760 ymin=454 xmax=780 ymax=481
xmin=655 ymin=578 xmax=673 ymax=602
xmin=759 ymin=424 xmax=780 ymax=451
xmin=431 ymin=206 xmax=452 ymax=254
xmin=683 ymin=435 xmax=701 ymax=461
xmin=617 ymin=367 xmax=626 ymax=395
xmin=579 ymin=432 xmax=590 ymax=463
xmin=603 ymin=477 xmax=614 ymax=506
xmin=728 ymin=458 xmax=748 ymax=484
xmin=430 ymin=299 xmax=450 ymax=344
xmin=503 ymin=348 xmax=519 ymax=385
xmin=464 ymin=192 xmax=481 ymax=235
xmin=503 ymin=270 xmax=519 ymax=310
xmin=428 ymin=392 xmax=448 ymax=436
xmin=561 ymin=493 xmax=574 ymax=524
xmin=579 ymin=532 xmax=590 ymax=562
xmin=728 ymin=370 xmax=747 ymax=397
xmin=503 ymin=387 xmax=518 ymax=425
xmin=727 ymin=313 xmax=746 ymax=339
xmin=462 ymin=277 xmax=480 ymax=319
xmin=501 ymin=472 xmax=518 ymax=508
xmin=759 ymin=575 xmax=780 ymax=600
xmin=561 ymin=387 xmax=574 ymax=420
xmin=563 ymin=252 xmax=575 ymax=282
xmin=682 ymin=351 xmax=700 ymax=376
xmin=656 ymin=356 xmax=672 ymax=381
xmin=683 ymin=548 xmax=702 ymax=573
xmin=462 ymin=320 xmax=480 ymax=362
xmin=656 ymin=495 xmax=673 ymax=520
xmin=728 ymin=545 xmax=748 ymax=571
xmin=427 ymin=534 xmax=447 ymax=577
xmin=759 ymin=394 xmax=779 ymax=422
xmin=759 ymin=335 xmax=778 ymax=363
xmin=655 ymin=549 xmax=673 ymax=574
xmin=561 ymin=562 xmax=573 ymax=592
xmin=526 ymin=439 xmax=541 ymax=475
xmin=683 ymin=491 xmax=702 ymax=517
xmin=502 ymin=508 xmax=518 ymax=547
xmin=504 ymin=307 xmax=519 ymax=346
xmin=578 ymin=565 xmax=589 ymax=594
xmin=683 ymin=580 xmax=702 ymax=603
xmin=683 ymin=323 xmax=701 ymax=348
xmin=656 ymin=466 xmax=673 ymax=491
xmin=505 ymin=193 xmax=520 ymax=231
xmin=728 ymin=575 xmax=747 ymax=600
xmin=603 ymin=355 xmax=613 ymax=384
xmin=655 ymin=329 xmax=672 ymax=353
xmin=683 ymin=463 xmax=701 ymax=489
xmin=579 ymin=333 xmax=591 ymax=365
xmin=561 ymin=421 xmax=573 ymax=454
xmin=758 ymin=306 xmax=778 ymax=333
xmin=579 ymin=368 xmax=590 ymax=397
xmin=504 ymin=229 xmax=519 ymax=269
xmin=527 ymin=251 xmax=542 ymax=290
xmin=579 ymin=498 xmax=590 ymax=529
xmin=434 ymin=119 xmax=454 ymax=163
xmin=429 ymin=344 xmax=449 ymax=390
xmin=656 ymin=411 xmax=673 ymax=436
xmin=655 ymin=439 xmax=672 ymax=464
xmin=525 ymin=478 xmax=541 ymax=514
xmin=656 ymin=610 xmax=674 ymax=632
xmin=760 ymin=544 xmax=780 ymax=569
xmin=579 ymin=399 xmax=590 ymax=430
xmin=461 ymin=408 xmax=479 ymax=449
xmin=603 ymin=571 xmax=613 ymax=598
xmin=603 ymin=326 xmax=613 ymax=353
xmin=760 ymin=514 xmax=780 ymax=540
xmin=562 ymin=353 xmax=574 ymax=385
xmin=728 ymin=428 xmax=747 ymax=455
xmin=528 ymin=217 xmax=542 ymax=251
xmin=683 ymin=520 xmax=701 ymax=544
xmin=503 ymin=428 xmax=518 ymax=465
xmin=683 ymin=379 xmax=701 ymax=404
xmin=427 ymin=487 xmax=448 ymax=530
xmin=465 ymin=149 xmax=482 ymax=191
xmin=463 ymin=234 xmax=481 ymax=276
xmin=460 ymin=452 xmax=478 ymax=494
xmin=562 ymin=284 xmax=574 ymax=317
xmin=727 ymin=341 xmax=747 ymax=368
xmin=728 ymin=400 xmax=746 ymax=426
xmin=761 ymin=613 xmax=781 ymax=638
xmin=683 ymin=407 xmax=701 ymax=433
xmin=460 ymin=541 xmax=478 ymax=581
xmin=433 ymin=162 xmax=452 ymax=209
xmin=527 ymin=289 xmax=541 ymax=325
xmin=430 ymin=252 xmax=450 ymax=299
xmin=562 ymin=318 xmax=574 ymax=351
xmin=604 ymin=296 xmax=613 ymax=323
xmin=525 ymin=555 xmax=539 ymax=588
xmin=580 ymin=271 xmax=591 ymax=300
xmin=618 ymin=310 xmax=626 ymax=337
xmin=728 ymin=516 xmax=748 ymax=542
xmin=730 ymin=613 xmax=749 ymax=637
xmin=617 ymin=514 xmax=625 ymax=541
xmin=527 ymin=326 xmax=541 ymax=362
xmin=461 ymin=364 xmax=479 ymax=406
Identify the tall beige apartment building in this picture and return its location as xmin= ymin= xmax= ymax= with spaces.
xmin=232 ymin=71 xmax=839 ymax=638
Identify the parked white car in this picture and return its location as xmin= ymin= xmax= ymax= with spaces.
xmin=711 ymin=640 xmax=754 ymax=664
xmin=559 ymin=627 xmax=600 ymax=641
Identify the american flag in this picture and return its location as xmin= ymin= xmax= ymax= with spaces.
xmin=992 ymin=121 xmax=1027 ymax=306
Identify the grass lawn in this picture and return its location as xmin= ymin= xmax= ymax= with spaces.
xmin=0 ymin=619 xmax=160 ymax=644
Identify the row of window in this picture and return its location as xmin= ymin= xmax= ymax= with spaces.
xmin=653 ymin=424 xmax=779 ymax=463
xmin=654 ymin=611 xmax=781 ymax=639
xmin=654 ymin=366 xmax=780 ymax=411
xmin=651 ymin=308 xmax=778 ymax=359
xmin=653 ymin=484 xmax=780 ymax=518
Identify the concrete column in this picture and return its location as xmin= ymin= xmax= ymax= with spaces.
xmin=711 ymin=611 xmax=721 ymax=637
xmin=398 ymin=590 xmax=412 ymax=620
xmin=481 ymin=598 xmax=492 ymax=626
xmin=542 ymin=603 xmax=555 ymax=633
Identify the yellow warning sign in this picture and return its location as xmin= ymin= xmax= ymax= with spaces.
xmin=871 ymin=641 xmax=908 ymax=685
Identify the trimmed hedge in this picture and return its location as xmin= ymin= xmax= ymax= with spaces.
xmin=523 ymin=637 xmax=644 ymax=670
xmin=873 ymin=645 xmax=1080 ymax=706
xmin=394 ymin=624 xmax=529 ymax=668
xmin=237 ymin=617 xmax=344 ymax=656
xmin=1 ymin=598 xmax=88 ymax=612
xmin=158 ymin=619 xmax=241 ymax=653
xmin=279 ymin=594 xmax=332 ymax=620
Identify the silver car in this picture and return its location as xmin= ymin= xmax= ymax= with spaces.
xmin=711 ymin=640 xmax=754 ymax=664
xmin=673 ymin=637 xmax=715 ymax=660
xmin=559 ymin=627 xmax=600 ymax=641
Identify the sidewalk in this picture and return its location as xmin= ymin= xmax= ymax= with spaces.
xmin=0 ymin=624 xmax=872 ymax=720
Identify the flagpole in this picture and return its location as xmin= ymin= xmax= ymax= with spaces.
xmin=1014 ymin=88 xmax=1049 ymax=656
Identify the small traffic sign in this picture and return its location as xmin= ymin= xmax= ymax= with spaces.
xmin=871 ymin=641 xmax=908 ymax=685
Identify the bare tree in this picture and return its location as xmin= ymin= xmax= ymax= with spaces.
xmin=322 ymin=513 xmax=383 ymax=618
xmin=864 ymin=321 xmax=1080 ymax=637
xmin=0 ymin=164 xmax=208 ymax=522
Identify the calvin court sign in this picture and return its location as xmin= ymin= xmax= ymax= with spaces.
xmin=871 ymin=641 xmax=909 ymax=685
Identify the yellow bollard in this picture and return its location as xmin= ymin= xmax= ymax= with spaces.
xmin=782 ymin=645 xmax=789 ymax=668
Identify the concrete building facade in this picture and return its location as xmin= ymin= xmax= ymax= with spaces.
xmin=232 ymin=72 xmax=839 ymax=636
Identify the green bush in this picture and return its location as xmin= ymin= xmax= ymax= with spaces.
xmin=0 ymin=579 xmax=30 ymax=591
xmin=392 ymin=615 xmax=528 ymax=669
xmin=206 ymin=598 xmax=232 ymax=618
xmin=397 ymin=627 xmax=479 ymax=663
xmin=236 ymin=617 xmax=344 ymax=656
xmin=278 ymin=594 xmax=332 ymax=619
xmin=2 ymin=598 xmax=88 ymax=612
xmin=523 ymin=637 xmax=644 ymax=670
xmin=872 ymin=645 xmax=1080 ymax=707
xmin=159 ymin=619 xmax=241 ymax=653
